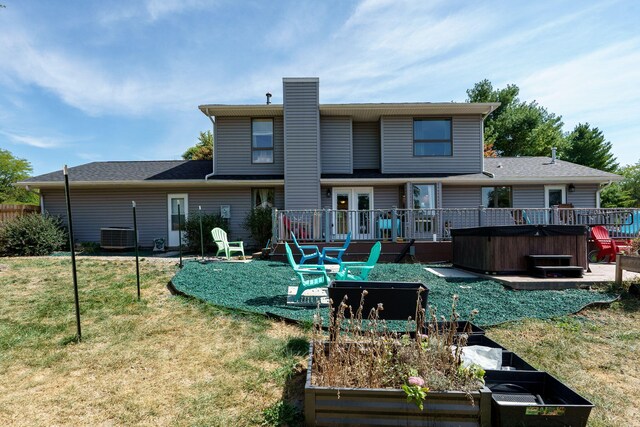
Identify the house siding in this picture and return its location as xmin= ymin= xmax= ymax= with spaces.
xmin=41 ymin=186 xmax=285 ymax=247
xmin=512 ymin=185 xmax=545 ymax=208
xmin=284 ymin=79 xmax=321 ymax=209
xmin=374 ymin=186 xmax=400 ymax=209
xmin=320 ymin=116 xmax=352 ymax=174
xmin=215 ymin=116 xmax=284 ymax=175
xmin=568 ymin=184 xmax=599 ymax=208
xmin=441 ymin=186 xmax=481 ymax=208
xmin=352 ymin=121 xmax=380 ymax=170
xmin=381 ymin=115 xmax=483 ymax=174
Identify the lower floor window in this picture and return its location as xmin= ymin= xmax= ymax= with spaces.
xmin=482 ymin=186 xmax=512 ymax=208
xmin=252 ymin=188 xmax=274 ymax=208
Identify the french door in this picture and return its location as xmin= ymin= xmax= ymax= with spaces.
xmin=332 ymin=187 xmax=374 ymax=240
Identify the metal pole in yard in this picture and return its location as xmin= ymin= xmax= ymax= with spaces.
xmin=63 ymin=165 xmax=81 ymax=342
xmin=132 ymin=201 xmax=141 ymax=301
xmin=199 ymin=205 xmax=204 ymax=259
xmin=177 ymin=200 xmax=183 ymax=268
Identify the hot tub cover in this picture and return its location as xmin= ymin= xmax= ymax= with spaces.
xmin=450 ymin=225 xmax=588 ymax=237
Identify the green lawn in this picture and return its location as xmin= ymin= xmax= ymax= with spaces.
xmin=0 ymin=257 xmax=638 ymax=426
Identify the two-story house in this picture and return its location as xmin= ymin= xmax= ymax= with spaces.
xmin=21 ymin=77 xmax=622 ymax=249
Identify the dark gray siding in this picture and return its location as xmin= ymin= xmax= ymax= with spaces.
xmin=374 ymin=186 xmax=400 ymax=209
xmin=320 ymin=116 xmax=352 ymax=174
xmin=284 ymin=79 xmax=321 ymax=209
xmin=41 ymin=186 xmax=284 ymax=247
xmin=381 ymin=115 xmax=483 ymax=174
xmin=215 ymin=116 xmax=284 ymax=175
xmin=353 ymin=121 xmax=380 ymax=170
xmin=441 ymin=186 xmax=481 ymax=208
xmin=512 ymin=185 xmax=544 ymax=208
xmin=567 ymin=184 xmax=599 ymax=208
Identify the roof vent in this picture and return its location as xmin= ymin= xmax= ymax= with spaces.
xmin=266 ymin=92 xmax=272 ymax=105
xmin=551 ymin=147 xmax=557 ymax=164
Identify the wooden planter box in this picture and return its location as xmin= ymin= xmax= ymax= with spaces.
xmin=305 ymin=342 xmax=491 ymax=426
xmin=615 ymin=254 xmax=640 ymax=284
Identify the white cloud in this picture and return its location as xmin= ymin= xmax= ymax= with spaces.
xmin=99 ymin=0 xmax=212 ymax=24
xmin=0 ymin=131 xmax=67 ymax=149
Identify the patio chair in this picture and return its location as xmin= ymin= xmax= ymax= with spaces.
xmin=291 ymin=231 xmax=320 ymax=265
xmin=284 ymin=242 xmax=330 ymax=302
xmin=320 ymin=232 xmax=352 ymax=265
xmin=589 ymin=225 xmax=631 ymax=263
xmin=335 ymin=241 xmax=382 ymax=281
xmin=211 ymin=227 xmax=245 ymax=260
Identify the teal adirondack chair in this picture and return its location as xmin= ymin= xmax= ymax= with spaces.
xmin=335 ymin=241 xmax=382 ymax=281
xmin=211 ymin=227 xmax=245 ymax=259
xmin=284 ymin=242 xmax=331 ymax=302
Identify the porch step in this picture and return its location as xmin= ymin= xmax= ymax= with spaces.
xmin=533 ymin=265 xmax=584 ymax=278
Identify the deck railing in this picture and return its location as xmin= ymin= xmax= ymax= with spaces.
xmin=273 ymin=207 xmax=640 ymax=242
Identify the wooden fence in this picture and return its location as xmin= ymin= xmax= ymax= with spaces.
xmin=0 ymin=204 xmax=41 ymax=223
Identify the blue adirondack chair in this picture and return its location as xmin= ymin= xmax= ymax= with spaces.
xmin=290 ymin=231 xmax=320 ymax=265
xmin=335 ymin=241 xmax=381 ymax=281
xmin=284 ymin=242 xmax=330 ymax=302
xmin=320 ymin=232 xmax=352 ymax=265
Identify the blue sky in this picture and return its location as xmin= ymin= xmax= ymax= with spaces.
xmin=1 ymin=0 xmax=639 ymax=176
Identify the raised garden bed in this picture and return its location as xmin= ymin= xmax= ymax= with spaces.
xmin=305 ymin=342 xmax=492 ymax=427
xmin=615 ymin=253 xmax=640 ymax=285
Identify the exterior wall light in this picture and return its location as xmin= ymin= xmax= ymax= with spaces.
xmin=568 ymin=184 xmax=576 ymax=192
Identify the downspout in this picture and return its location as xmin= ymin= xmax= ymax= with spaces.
xmin=204 ymin=107 xmax=216 ymax=180
xmin=596 ymin=180 xmax=613 ymax=208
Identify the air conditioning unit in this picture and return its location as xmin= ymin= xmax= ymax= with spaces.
xmin=100 ymin=227 xmax=136 ymax=249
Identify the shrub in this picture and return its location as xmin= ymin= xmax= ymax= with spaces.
xmin=243 ymin=207 xmax=272 ymax=249
xmin=183 ymin=212 xmax=228 ymax=253
xmin=630 ymin=237 xmax=640 ymax=256
xmin=0 ymin=214 xmax=67 ymax=256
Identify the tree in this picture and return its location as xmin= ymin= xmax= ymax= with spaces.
xmin=182 ymin=131 xmax=213 ymax=160
xmin=467 ymin=79 xmax=565 ymax=157
xmin=0 ymin=149 xmax=38 ymax=204
xmin=600 ymin=161 xmax=640 ymax=207
xmin=562 ymin=123 xmax=618 ymax=172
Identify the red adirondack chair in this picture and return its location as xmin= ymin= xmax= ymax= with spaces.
xmin=589 ymin=226 xmax=631 ymax=263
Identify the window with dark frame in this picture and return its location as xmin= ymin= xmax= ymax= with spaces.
xmin=413 ymin=118 xmax=452 ymax=156
xmin=251 ymin=118 xmax=273 ymax=164
xmin=482 ymin=186 xmax=512 ymax=208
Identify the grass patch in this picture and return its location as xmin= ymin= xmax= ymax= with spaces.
xmin=0 ymin=258 xmax=308 ymax=426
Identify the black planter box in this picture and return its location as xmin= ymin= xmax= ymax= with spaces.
xmin=463 ymin=334 xmax=507 ymax=350
xmin=485 ymin=371 xmax=593 ymax=427
xmin=328 ymin=281 xmax=428 ymax=320
xmin=494 ymin=351 xmax=537 ymax=372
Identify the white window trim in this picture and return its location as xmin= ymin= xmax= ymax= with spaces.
xmin=544 ymin=185 xmax=566 ymax=207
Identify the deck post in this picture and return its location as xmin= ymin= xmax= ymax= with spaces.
xmin=391 ymin=208 xmax=398 ymax=242
xmin=272 ymin=208 xmax=278 ymax=243
xmin=478 ymin=205 xmax=484 ymax=227
xmin=615 ymin=253 xmax=622 ymax=285
xmin=552 ymin=205 xmax=560 ymax=224
xmin=324 ymin=209 xmax=331 ymax=242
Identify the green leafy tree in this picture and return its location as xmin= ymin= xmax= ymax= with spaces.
xmin=467 ymin=79 xmax=565 ymax=157
xmin=563 ymin=123 xmax=618 ymax=172
xmin=0 ymin=149 xmax=38 ymax=204
xmin=182 ymin=131 xmax=213 ymax=160
xmin=600 ymin=161 xmax=640 ymax=207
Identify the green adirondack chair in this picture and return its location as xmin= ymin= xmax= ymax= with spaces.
xmin=335 ymin=241 xmax=381 ymax=281
xmin=211 ymin=227 xmax=245 ymax=259
xmin=284 ymin=242 xmax=330 ymax=302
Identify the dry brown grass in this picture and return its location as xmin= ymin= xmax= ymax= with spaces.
xmin=0 ymin=257 xmax=308 ymax=426
xmin=488 ymin=289 xmax=640 ymax=427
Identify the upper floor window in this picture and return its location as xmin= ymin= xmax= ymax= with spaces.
xmin=252 ymin=118 xmax=273 ymax=163
xmin=413 ymin=119 xmax=452 ymax=156
xmin=482 ymin=186 xmax=512 ymax=208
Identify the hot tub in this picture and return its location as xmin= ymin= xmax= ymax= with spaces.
xmin=451 ymin=225 xmax=588 ymax=274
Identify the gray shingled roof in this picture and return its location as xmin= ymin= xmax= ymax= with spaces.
xmin=483 ymin=157 xmax=620 ymax=179
xmin=22 ymin=157 xmax=620 ymax=185
xmin=22 ymin=161 xmax=213 ymax=183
